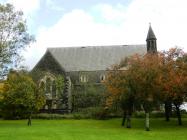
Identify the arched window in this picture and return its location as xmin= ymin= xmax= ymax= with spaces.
xmin=52 ymin=80 xmax=56 ymax=98
xmin=149 ymin=41 xmax=151 ymax=49
xmin=100 ymin=75 xmax=105 ymax=82
xmin=40 ymin=81 xmax=45 ymax=89
xmin=46 ymin=77 xmax=51 ymax=94
xmin=84 ymin=75 xmax=87 ymax=82
xmin=80 ymin=75 xmax=88 ymax=83
xmin=80 ymin=75 xmax=83 ymax=82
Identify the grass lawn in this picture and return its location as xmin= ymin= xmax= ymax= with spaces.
xmin=0 ymin=118 xmax=187 ymax=140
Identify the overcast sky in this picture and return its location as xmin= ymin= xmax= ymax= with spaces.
xmin=1 ymin=0 xmax=187 ymax=69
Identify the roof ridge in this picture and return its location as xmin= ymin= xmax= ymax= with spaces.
xmin=47 ymin=44 xmax=146 ymax=50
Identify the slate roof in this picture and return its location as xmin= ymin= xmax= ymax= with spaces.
xmin=146 ymin=25 xmax=157 ymax=41
xmin=43 ymin=45 xmax=146 ymax=72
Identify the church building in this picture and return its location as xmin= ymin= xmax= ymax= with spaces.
xmin=32 ymin=25 xmax=157 ymax=112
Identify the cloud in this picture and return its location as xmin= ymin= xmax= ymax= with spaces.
xmin=7 ymin=0 xmax=40 ymax=16
xmin=92 ymin=4 xmax=127 ymax=23
xmin=123 ymin=0 xmax=187 ymax=51
xmin=36 ymin=9 xmax=126 ymax=47
xmin=46 ymin=0 xmax=64 ymax=12
xmin=22 ymin=8 xmax=127 ymax=69
xmin=23 ymin=0 xmax=187 ymax=69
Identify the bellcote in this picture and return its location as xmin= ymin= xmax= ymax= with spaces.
xmin=146 ymin=24 xmax=157 ymax=53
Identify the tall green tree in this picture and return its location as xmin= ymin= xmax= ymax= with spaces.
xmin=0 ymin=70 xmax=45 ymax=125
xmin=0 ymin=3 xmax=34 ymax=78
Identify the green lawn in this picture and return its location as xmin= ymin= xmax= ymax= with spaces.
xmin=0 ymin=118 xmax=187 ymax=140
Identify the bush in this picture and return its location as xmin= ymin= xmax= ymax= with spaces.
xmin=181 ymin=109 xmax=187 ymax=114
xmin=133 ymin=111 xmax=165 ymax=118
xmin=72 ymin=113 xmax=90 ymax=119
xmin=0 ymin=71 xmax=45 ymax=120
xmin=150 ymin=111 xmax=165 ymax=118
xmin=32 ymin=113 xmax=74 ymax=120
xmin=90 ymin=107 xmax=109 ymax=120
xmin=31 ymin=107 xmax=110 ymax=120
xmin=72 ymin=107 xmax=110 ymax=120
xmin=133 ymin=111 xmax=145 ymax=118
xmin=73 ymin=106 xmax=123 ymax=119
xmin=32 ymin=113 xmax=91 ymax=120
xmin=182 ymin=113 xmax=187 ymax=118
xmin=72 ymin=84 xmax=106 ymax=111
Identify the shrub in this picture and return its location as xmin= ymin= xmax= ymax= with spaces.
xmin=133 ymin=111 xmax=165 ymax=118
xmin=72 ymin=84 xmax=106 ymax=111
xmin=72 ymin=113 xmax=90 ymax=119
xmin=72 ymin=107 xmax=110 ymax=120
xmin=150 ymin=111 xmax=165 ymax=118
xmin=182 ymin=113 xmax=187 ymax=118
xmin=32 ymin=113 xmax=74 ymax=120
xmin=81 ymin=107 xmax=109 ymax=120
xmin=0 ymin=71 xmax=45 ymax=120
xmin=133 ymin=111 xmax=145 ymax=118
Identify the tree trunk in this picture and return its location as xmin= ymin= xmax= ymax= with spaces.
xmin=175 ymin=104 xmax=182 ymax=125
xmin=145 ymin=112 xmax=150 ymax=131
xmin=126 ymin=113 xmax=131 ymax=128
xmin=164 ymin=101 xmax=172 ymax=122
xmin=126 ymin=109 xmax=132 ymax=128
xmin=121 ymin=110 xmax=126 ymax=126
xmin=27 ymin=114 xmax=32 ymax=126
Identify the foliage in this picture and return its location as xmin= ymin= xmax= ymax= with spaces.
xmin=105 ymin=47 xmax=187 ymax=129
xmin=33 ymin=109 xmax=109 ymax=120
xmin=105 ymin=54 xmax=161 ymax=129
xmin=74 ymin=107 xmax=110 ymax=120
xmin=0 ymin=82 xmax=4 ymax=99
xmin=0 ymin=3 xmax=34 ymax=78
xmin=32 ymin=113 xmax=74 ymax=120
xmin=156 ymin=48 xmax=187 ymax=104
xmin=155 ymin=48 xmax=187 ymax=125
xmin=29 ymin=69 xmax=47 ymax=83
xmin=0 ymin=70 xmax=45 ymax=119
xmin=89 ymin=107 xmax=109 ymax=120
xmin=72 ymin=84 xmax=105 ymax=111
xmin=56 ymin=75 xmax=64 ymax=96
xmin=133 ymin=111 xmax=165 ymax=118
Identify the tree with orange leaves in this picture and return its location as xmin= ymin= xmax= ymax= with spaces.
xmin=126 ymin=53 xmax=161 ymax=131
xmin=105 ymin=58 xmax=135 ymax=128
xmin=105 ymin=47 xmax=187 ymax=130
xmin=105 ymin=53 xmax=161 ymax=130
xmin=156 ymin=48 xmax=187 ymax=125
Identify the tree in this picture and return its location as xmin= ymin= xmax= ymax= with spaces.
xmin=105 ymin=53 xmax=162 ymax=131
xmin=156 ymin=48 xmax=187 ymax=125
xmin=0 ymin=70 xmax=45 ymax=125
xmin=0 ymin=3 xmax=34 ymax=78
xmin=105 ymin=59 xmax=135 ymax=128
xmin=126 ymin=54 xmax=162 ymax=131
xmin=105 ymin=47 xmax=187 ymax=130
xmin=120 ymin=90 xmax=134 ymax=128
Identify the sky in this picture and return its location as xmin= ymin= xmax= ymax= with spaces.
xmin=1 ymin=0 xmax=187 ymax=69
